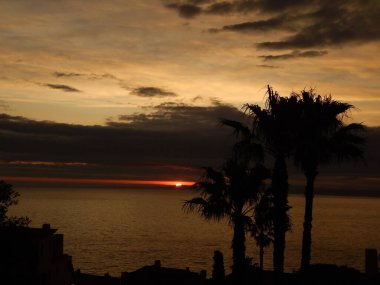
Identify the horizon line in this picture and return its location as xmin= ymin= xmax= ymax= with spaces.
xmin=1 ymin=176 xmax=195 ymax=187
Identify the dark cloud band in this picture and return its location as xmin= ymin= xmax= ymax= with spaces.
xmin=53 ymin=72 xmax=83 ymax=78
xmin=165 ymin=0 xmax=380 ymax=50
xmin=0 ymin=108 xmax=378 ymax=192
xmin=259 ymin=50 xmax=328 ymax=61
xmin=131 ymin=87 xmax=177 ymax=97
xmin=44 ymin=83 xmax=81 ymax=92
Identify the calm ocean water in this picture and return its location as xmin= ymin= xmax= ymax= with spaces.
xmin=9 ymin=187 xmax=380 ymax=276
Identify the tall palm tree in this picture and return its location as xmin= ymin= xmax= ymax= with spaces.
xmin=244 ymin=86 xmax=299 ymax=282
xmin=184 ymin=159 xmax=269 ymax=282
xmin=294 ymin=90 xmax=365 ymax=270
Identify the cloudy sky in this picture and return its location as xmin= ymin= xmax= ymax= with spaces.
xmin=0 ymin=0 xmax=379 ymax=192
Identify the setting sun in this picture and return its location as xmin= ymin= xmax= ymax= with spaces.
xmin=2 ymin=176 xmax=195 ymax=188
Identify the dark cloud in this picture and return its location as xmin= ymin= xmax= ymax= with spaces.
xmin=256 ymin=64 xmax=279 ymax=68
xmin=222 ymin=14 xmax=296 ymax=32
xmin=53 ymin=72 xmax=83 ymax=78
xmin=87 ymin=73 xmax=120 ymax=81
xmin=257 ymin=2 xmax=380 ymax=50
xmin=249 ymin=0 xmax=313 ymax=13
xmin=44 ymin=83 xmax=81 ymax=92
xmin=53 ymin=71 xmax=121 ymax=82
xmin=206 ymin=1 xmax=234 ymax=14
xmin=49 ymin=71 xmax=133 ymax=94
xmin=0 ymin=108 xmax=378 ymax=194
xmin=259 ymin=50 xmax=328 ymax=61
xmin=165 ymin=0 xmax=380 ymax=50
xmin=189 ymin=0 xmax=215 ymax=4
xmin=131 ymin=87 xmax=177 ymax=98
xmin=116 ymin=100 xmax=245 ymax=131
xmin=165 ymin=3 xmax=202 ymax=18
xmin=0 ymin=101 xmax=245 ymax=180
xmin=164 ymin=0 xmax=316 ymax=17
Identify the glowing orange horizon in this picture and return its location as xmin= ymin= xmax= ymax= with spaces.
xmin=2 ymin=176 xmax=195 ymax=187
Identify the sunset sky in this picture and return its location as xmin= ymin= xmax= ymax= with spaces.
xmin=0 ymin=0 xmax=379 ymax=192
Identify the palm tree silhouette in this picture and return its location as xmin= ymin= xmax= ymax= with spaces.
xmin=294 ymin=90 xmax=365 ymax=270
xmin=250 ymin=188 xmax=275 ymax=284
xmin=184 ymin=159 xmax=269 ymax=283
xmin=243 ymin=86 xmax=300 ymax=282
xmin=221 ymin=118 xmax=274 ymax=283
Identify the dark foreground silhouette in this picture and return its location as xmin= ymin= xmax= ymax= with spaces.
xmin=0 ymin=224 xmax=379 ymax=285
xmin=0 ymin=224 xmax=73 ymax=285
xmin=220 ymin=86 xmax=366 ymax=284
xmin=73 ymin=263 xmax=379 ymax=285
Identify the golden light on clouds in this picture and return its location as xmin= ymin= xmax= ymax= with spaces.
xmin=0 ymin=0 xmax=378 ymax=125
xmin=0 ymin=0 xmax=379 ymax=190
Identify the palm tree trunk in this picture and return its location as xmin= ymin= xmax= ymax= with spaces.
xmin=300 ymin=169 xmax=318 ymax=270
xmin=232 ymin=215 xmax=246 ymax=283
xmin=271 ymin=155 xmax=289 ymax=284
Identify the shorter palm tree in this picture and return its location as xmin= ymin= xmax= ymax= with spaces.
xmin=250 ymin=189 xmax=275 ymax=275
xmin=184 ymin=159 xmax=269 ymax=282
xmin=244 ymin=87 xmax=300 ymax=282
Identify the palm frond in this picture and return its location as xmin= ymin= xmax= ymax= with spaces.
xmin=220 ymin=119 xmax=251 ymax=139
xmin=184 ymin=197 xmax=229 ymax=221
xmin=327 ymin=125 xmax=366 ymax=163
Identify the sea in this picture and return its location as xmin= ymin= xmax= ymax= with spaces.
xmin=8 ymin=187 xmax=380 ymax=277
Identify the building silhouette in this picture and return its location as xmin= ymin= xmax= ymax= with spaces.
xmin=0 ymin=224 xmax=73 ymax=285
xmin=74 ymin=260 xmax=206 ymax=285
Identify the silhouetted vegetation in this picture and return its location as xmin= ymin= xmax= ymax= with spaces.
xmin=184 ymin=157 xmax=270 ymax=283
xmin=223 ymin=86 xmax=297 ymax=283
xmin=220 ymin=85 xmax=367 ymax=284
xmin=250 ymin=188 xmax=274 ymax=283
xmin=0 ymin=180 xmax=30 ymax=227
xmin=293 ymin=90 xmax=365 ymax=270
